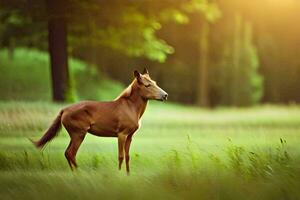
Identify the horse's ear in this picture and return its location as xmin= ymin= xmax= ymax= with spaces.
xmin=143 ymin=68 xmax=149 ymax=75
xmin=133 ymin=70 xmax=142 ymax=83
xmin=134 ymin=70 xmax=140 ymax=78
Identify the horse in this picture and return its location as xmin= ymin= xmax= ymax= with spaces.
xmin=31 ymin=68 xmax=168 ymax=174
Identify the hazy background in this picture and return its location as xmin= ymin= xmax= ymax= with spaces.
xmin=1 ymin=0 xmax=299 ymax=107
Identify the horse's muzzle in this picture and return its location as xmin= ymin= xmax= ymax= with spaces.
xmin=161 ymin=93 xmax=168 ymax=101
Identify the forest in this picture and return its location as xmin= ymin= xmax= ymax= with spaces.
xmin=1 ymin=0 xmax=299 ymax=107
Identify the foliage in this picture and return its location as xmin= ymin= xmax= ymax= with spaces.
xmin=0 ymin=0 xmax=219 ymax=63
xmin=68 ymin=2 xmax=174 ymax=62
xmin=1 ymin=0 xmax=300 ymax=106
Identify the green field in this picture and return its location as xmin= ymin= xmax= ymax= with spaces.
xmin=0 ymin=101 xmax=300 ymax=200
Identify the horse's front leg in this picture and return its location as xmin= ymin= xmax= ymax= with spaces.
xmin=125 ymin=134 xmax=133 ymax=175
xmin=117 ymin=133 xmax=127 ymax=170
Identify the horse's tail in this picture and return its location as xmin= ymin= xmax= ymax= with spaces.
xmin=30 ymin=110 xmax=63 ymax=149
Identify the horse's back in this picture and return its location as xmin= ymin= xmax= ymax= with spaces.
xmin=61 ymin=100 xmax=120 ymax=134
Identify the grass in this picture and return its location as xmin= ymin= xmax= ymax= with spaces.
xmin=1 ymin=101 xmax=300 ymax=200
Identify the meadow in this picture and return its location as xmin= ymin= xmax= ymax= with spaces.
xmin=0 ymin=101 xmax=300 ymax=200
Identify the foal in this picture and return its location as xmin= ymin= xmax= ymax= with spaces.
xmin=32 ymin=69 xmax=168 ymax=174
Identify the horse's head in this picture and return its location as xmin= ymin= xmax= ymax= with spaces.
xmin=134 ymin=68 xmax=168 ymax=101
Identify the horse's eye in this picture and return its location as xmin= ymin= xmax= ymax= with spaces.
xmin=145 ymin=84 xmax=151 ymax=88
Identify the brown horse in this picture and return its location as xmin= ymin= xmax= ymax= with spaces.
xmin=32 ymin=68 xmax=168 ymax=174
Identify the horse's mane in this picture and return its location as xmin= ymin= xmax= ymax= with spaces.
xmin=115 ymin=80 xmax=135 ymax=100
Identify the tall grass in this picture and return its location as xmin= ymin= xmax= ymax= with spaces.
xmin=1 ymin=102 xmax=300 ymax=199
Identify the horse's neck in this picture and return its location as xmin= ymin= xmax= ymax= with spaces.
xmin=129 ymin=90 xmax=148 ymax=119
xmin=115 ymin=82 xmax=133 ymax=100
xmin=117 ymin=81 xmax=148 ymax=119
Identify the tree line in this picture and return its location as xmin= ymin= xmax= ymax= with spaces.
xmin=1 ymin=0 xmax=299 ymax=107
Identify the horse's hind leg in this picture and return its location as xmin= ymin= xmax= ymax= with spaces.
xmin=65 ymin=141 xmax=73 ymax=169
xmin=65 ymin=132 xmax=86 ymax=170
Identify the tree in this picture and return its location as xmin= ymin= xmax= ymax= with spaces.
xmin=195 ymin=2 xmax=220 ymax=107
xmin=46 ymin=0 xmax=73 ymax=102
xmin=1 ymin=0 xmax=209 ymax=102
xmin=218 ymin=13 xmax=263 ymax=106
xmin=196 ymin=20 xmax=210 ymax=106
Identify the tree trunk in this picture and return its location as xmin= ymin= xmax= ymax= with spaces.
xmin=231 ymin=13 xmax=242 ymax=106
xmin=196 ymin=20 xmax=210 ymax=107
xmin=47 ymin=0 xmax=70 ymax=102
